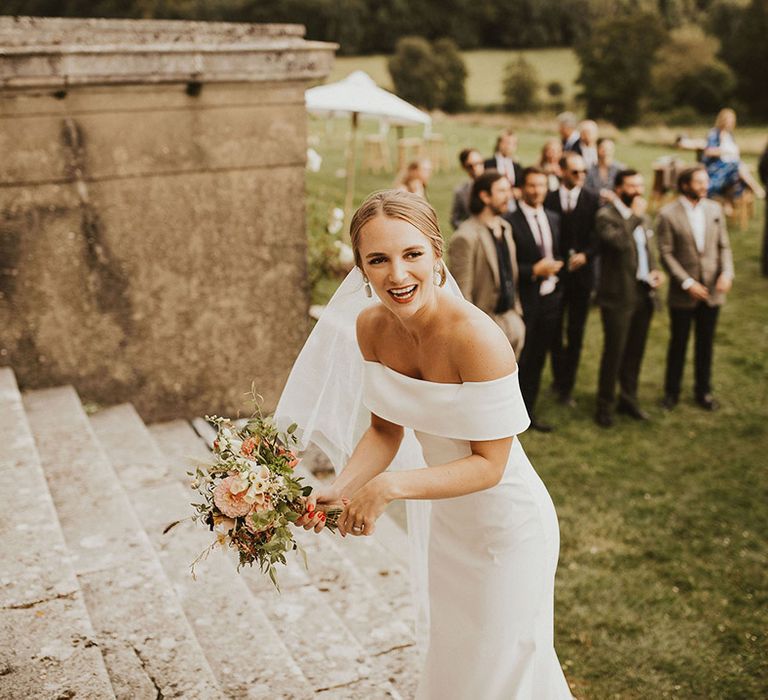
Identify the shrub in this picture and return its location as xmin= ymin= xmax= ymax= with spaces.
xmin=649 ymin=25 xmax=735 ymax=115
xmin=576 ymin=9 xmax=666 ymax=127
xmin=501 ymin=56 xmax=540 ymax=113
xmin=547 ymin=81 xmax=564 ymax=98
xmin=388 ymin=36 xmax=442 ymax=110
xmin=433 ymin=38 xmax=467 ymax=113
xmin=388 ymin=36 xmax=468 ymax=113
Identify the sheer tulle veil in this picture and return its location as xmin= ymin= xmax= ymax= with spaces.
xmin=274 ymin=265 xmax=464 ymax=651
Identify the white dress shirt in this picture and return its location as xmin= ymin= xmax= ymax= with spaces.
xmin=613 ymin=198 xmax=650 ymax=282
xmin=581 ymin=145 xmax=598 ymax=169
xmin=519 ymin=201 xmax=558 ymax=295
xmin=494 ymin=155 xmax=517 ymax=185
xmin=559 ymin=185 xmax=581 ymax=214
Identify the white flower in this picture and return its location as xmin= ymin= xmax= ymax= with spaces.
xmin=229 ymin=474 xmax=249 ymax=495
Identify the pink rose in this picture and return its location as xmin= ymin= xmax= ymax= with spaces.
xmin=213 ymin=476 xmax=253 ymax=518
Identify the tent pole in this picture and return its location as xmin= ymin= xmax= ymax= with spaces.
xmin=343 ymin=111 xmax=359 ymax=241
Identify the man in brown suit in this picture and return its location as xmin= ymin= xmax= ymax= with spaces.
xmin=656 ymin=165 xmax=734 ymax=411
xmin=595 ymin=170 xmax=664 ymax=427
xmin=449 ymin=170 xmax=525 ymax=356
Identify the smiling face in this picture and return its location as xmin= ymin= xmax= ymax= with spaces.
xmin=358 ymin=215 xmax=440 ymax=318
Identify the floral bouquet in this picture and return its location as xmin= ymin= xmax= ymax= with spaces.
xmin=167 ymin=407 xmax=342 ymax=589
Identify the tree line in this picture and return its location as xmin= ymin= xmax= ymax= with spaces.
xmin=6 ymin=0 xmax=723 ymax=55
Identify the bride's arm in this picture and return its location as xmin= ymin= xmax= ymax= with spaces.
xmin=337 ymin=314 xmax=517 ymax=536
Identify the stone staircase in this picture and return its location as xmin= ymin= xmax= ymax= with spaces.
xmin=0 ymin=368 xmax=420 ymax=699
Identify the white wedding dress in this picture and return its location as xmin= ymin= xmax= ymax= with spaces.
xmin=362 ymin=360 xmax=573 ymax=700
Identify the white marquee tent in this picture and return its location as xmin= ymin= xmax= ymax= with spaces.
xmin=305 ymin=71 xmax=432 ymax=228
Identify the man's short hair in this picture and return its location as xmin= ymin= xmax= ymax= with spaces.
xmin=469 ymin=169 xmax=505 ymax=214
xmin=677 ymin=164 xmax=707 ymax=193
xmin=494 ymin=129 xmax=515 ymax=153
xmin=558 ymin=111 xmax=577 ymax=128
xmin=521 ymin=166 xmax=547 ymax=186
xmin=614 ymin=168 xmax=640 ymax=189
xmin=458 ymin=148 xmax=476 ymax=167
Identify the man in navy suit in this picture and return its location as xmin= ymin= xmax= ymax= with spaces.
xmin=505 ymin=167 xmax=564 ymax=432
xmin=545 ymin=153 xmax=600 ymax=406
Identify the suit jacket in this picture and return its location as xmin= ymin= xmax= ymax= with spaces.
xmin=562 ymin=135 xmax=582 ymax=155
xmin=544 ymin=187 xmax=599 ymax=290
xmin=656 ymin=198 xmax=734 ymax=309
xmin=449 ymin=216 xmax=523 ymax=317
xmin=484 ymin=156 xmax=524 ymax=188
xmin=505 ymin=207 xmax=563 ymax=318
xmin=595 ymin=203 xmax=659 ymax=310
xmin=450 ymin=180 xmax=472 ymax=230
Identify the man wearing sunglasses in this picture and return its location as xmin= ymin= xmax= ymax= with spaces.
xmin=451 ymin=148 xmax=485 ymax=230
xmin=545 ymin=153 xmax=600 ymax=407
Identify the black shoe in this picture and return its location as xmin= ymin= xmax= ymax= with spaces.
xmin=594 ymin=410 xmax=614 ymax=428
xmin=616 ymin=401 xmax=650 ymax=421
xmin=661 ymin=394 xmax=678 ymax=410
xmin=530 ymin=420 xmax=555 ymax=433
xmin=696 ymin=394 xmax=719 ymax=411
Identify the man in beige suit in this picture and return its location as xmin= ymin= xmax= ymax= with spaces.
xmin=449 ymin=170 xmax=525 ymax=356
xmin=657 ymin=165 xmax=734 ymax=411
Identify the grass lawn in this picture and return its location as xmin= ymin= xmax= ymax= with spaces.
xmin=330 ymin=48 xmax=580 ymax=107
xmin=305 ymin=115 xmax=768 ymax=698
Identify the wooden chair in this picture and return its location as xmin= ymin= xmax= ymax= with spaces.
xmin=425 ymin=133 xmax=447 ymax=173
xmin=362 ymin=134 xmax=391 ymax=174
xmin=397 ymin=137 xmax=425 ymax=172
xmin=651 ymin=156 xmax=691 ymax=212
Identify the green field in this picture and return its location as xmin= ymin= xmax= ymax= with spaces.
xmin=330 ymin=48 xmax=581 ymax=107
xmin=306 ymin=116 xmax=768 ymax=698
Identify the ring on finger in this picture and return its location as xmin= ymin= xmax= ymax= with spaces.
xmin=352 ymin=522 xmax=364 ymax=533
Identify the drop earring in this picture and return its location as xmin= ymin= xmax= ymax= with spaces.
xmin=433 ymin=263 xmax=443 ymax=286
xmin=364 ymin=277 xmax=372 ymax=298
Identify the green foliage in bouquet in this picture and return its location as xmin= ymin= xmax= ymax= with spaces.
xmin=170 ymin=402 xmax=340 ymax=590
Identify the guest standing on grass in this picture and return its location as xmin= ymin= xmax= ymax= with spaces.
xmin=450 ymin=170 xmax=526 ymax=356
xmin=506 ymin=167 xmax=564 ymax=432
xmin=656 ymin=165 xmax=734 ymax=412
xmin=545 ymin=153 xmax=600 ymax=407
xmin=585 ymin=137 xmax=623 ymax=205
xmin=450 ymin=148 xmax=485 ymax=230
xmin=485 ymin=129 xmax=523 ymax=204
xmin=594 ymin=170 xmax=664 ymax=428
xmin=760 ymin=140 xmax=768 ymax=278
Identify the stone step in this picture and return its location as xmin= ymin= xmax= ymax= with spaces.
xmin=150 ymin=417 xmax=408 ymax=697
xmin=90 ymin=403 xmax=314 ymax=699
xmin=0 ymin=369 xmax=115 ymax=700
xmin=23 ymin=387 xmax=224 ymax=700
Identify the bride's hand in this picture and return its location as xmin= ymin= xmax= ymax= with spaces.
xmin=295 ymin=484 xmax=343 ymax=533
xmin=338 ymin=473 xmax=393 ymax=537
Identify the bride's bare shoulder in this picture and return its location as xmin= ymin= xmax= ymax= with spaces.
xmin=356 ymin=304 xmax=391 ymax=360
xmin=444 ymin=301 xmax=517 ymax=382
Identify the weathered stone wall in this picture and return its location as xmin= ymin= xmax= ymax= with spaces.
xmin=0 ymin=17 xmax=336 ymax=421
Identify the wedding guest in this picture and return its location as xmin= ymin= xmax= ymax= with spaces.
xmin=506 ymin=167 xmax=564 ymax=432
xmin=703 ymin=108 xmax=765 ymax=203
xmin=759 ymin=139 xmax=768 ymax=277
xmin=657 ymin=165 xmax=734 ymax=411
xmin=450 ymin=148 xmax=485 ymax=230
xmin=545 ymin=153 xmax=599 ymax=406
xmin=539 ymin=138 xmax=564 ymax=192
xmin=594 ymin=170 xmax=664 ymax=428
xmin=578 ymin=120 xmax=599 ymax=169
xmin=558 ymin=112 xmax=581 ymax=154
xmin=450 ymin=170 xmax=526 ymax=355
xmin=585 ymin=137 xmax=622 ymax=204
xmin=485 ymin=129 xmax=523 ymax=196
xmin=395 ymin=159 xmax=432 ymax=198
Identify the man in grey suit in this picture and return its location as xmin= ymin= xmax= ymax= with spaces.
xmin=449 ymin=170 xmax=526 ymax=356
xmin=595 ymin=169 xmax=664 ymax=427
xmin=656 ymin=165 xmax=734 ymax=411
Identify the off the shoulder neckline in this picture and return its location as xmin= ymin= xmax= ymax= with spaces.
xmin=363 ymin=360 xmax=518 ymax=386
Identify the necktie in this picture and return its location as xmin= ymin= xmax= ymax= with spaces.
xmin=532 ymin=213 xmax=548 ymax=257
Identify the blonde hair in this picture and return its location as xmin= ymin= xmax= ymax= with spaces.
xmin=715 ymin=108 xmax=736 ymax=131
xmin=349 ymin=189 xmax=446 ymax=285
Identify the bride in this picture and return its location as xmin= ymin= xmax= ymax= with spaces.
xmin=279 ymin=190 xmax=572 ymax=699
